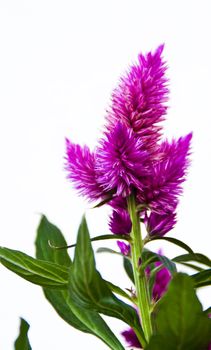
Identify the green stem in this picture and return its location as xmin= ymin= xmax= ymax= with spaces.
xmin=127 ymin=194 xmax=153 ymax=345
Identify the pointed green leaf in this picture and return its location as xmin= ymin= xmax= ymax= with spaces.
xmin=43 ymin=288 xmax=128 ymax=350
xmin=173 ymin=253 xmax=211 ymax=268
xmin=146 ymin=273 xmax=211 ymax=350
xmin=177 ymin=262 xmax=204 ymax=272
xmin=35 ymin=216 xmax=90 ymax=332
xmin=66 ymin=297 xmax=125 ymax=350
xmin=35 ymin=215 xmax=72 ymax=266
xmin=68 ymin=216 xmax=146 ymax=347
xmin=43 ymin=289 xmax=91 ymax=333
xmin=191 ymin=269 xmax=211 ymax=288
xmin=97 ymin=247 xmax=122 ymax=256
xmin=35 ymin=216 xmax=125 ymax=349
xmin=0 ymin=247 xmax=68 ymax=288
xmin=14 ymin=318 xmax=32 ymax=350
xmin=147 ymin=236 xmax=194 ymax=254
xmin=105 ymin=280 xmax=133 ymax=302
xmin=92 ymin=195 xmax=114 ymax=208
xmin=123 ymin=257 xmax=135 ymax=284
xmin=62 ymin=234 xmax=130 ymax=249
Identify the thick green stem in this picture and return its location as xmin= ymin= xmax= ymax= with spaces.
xmin=127 ymin=194 xmax=153 ymax=344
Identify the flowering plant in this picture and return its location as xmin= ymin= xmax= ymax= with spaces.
xmin=1 ymin=45 xmax=211 ymax=350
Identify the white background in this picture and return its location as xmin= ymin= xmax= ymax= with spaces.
xmin=0 ymin=0 xmax=211 ymax=349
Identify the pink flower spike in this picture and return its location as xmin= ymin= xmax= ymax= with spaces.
xmin=65 ymin=139 xmax=103 ymax=201
xmin=142 ymin=132 xmax=192 ymax=215
xmin=107 ymin=44 xmax=169 ymax=152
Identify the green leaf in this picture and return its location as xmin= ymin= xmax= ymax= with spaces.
xmin=97 ymin=247 xmax=122 ymax=256
xmin=35 ymin=216 xmax=91 ymax=332
xmin=177 ymin=262 xmax=204 ymax=272
xmin=66 ymin=297 xmax=125 ymax=350
xmin=35 ymin=215 xmax=125 ymax=350
xmin=173 ymin=253 xmax=211 ymax=268
xmin=44 ymin=289 xmax=92 ymax=332
xmin=191 ymin=269 xmax=211 ymax=288
xmin=147 ymin=236 xmax=194 ymax=254
xmin=68 ymin=216 xmax=146 ymax=347
xmin=59 ymin=234 xmax=130 ymax=249
xmin=35 ymin=215 xmax=72 ymax=266
xmin=92 ymin=195 xmax=114 ymax=208
xmin=123 ymin=257 xmax=134 ymax=284
xmin=44 ymin=288 xmax=128 ymax=349
xmin=0 ymin=247 xmax=68 ymax=288
xmin=14 ymin=318 xmax=32 ymax=350
xmin=146 ymin=273 xmax=211 ymax=350
xmin=105 ymin=280 xmax=133 ymax=302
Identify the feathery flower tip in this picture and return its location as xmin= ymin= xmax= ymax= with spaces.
xmin=117 ymin=241 xmax=130 ymax=256
xmin=146 ymin=212 xmax=177 ymax=237
xmin=65 ymin=139 xmax=102 ymax=201
xmin=142 ymin=132 xmax=192 ymax=215
xmin=107 ymin=44 xmax=169 ymax=152
xmin=96 ymin=122 xmax=149 ymax=197
xmin=109 ymin=209 xmax=132 ymax=235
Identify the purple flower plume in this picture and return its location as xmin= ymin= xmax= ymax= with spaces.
xmin=108 ymin=209 xmax=131 ymax=255
xmin=107 ymin=44 xmax=169 ymax=152
xmin=146 ymin=212 xmax=177 ymax=237
xmin=65 ymin=140 xmax=102 ymax=201
xmin=109 ymin=209 xmax=132 ymax=235
xmin=151 ymin=260 xmax=171 ymax=300
xmin=141 ymin=133 xmax=192 ymax=215
xmin=117 ymin=241 xmax=130 ymax=256
xmin=96 ymin=122 xmax=149 ymax=197
xmin=121 ymin=328 xmax=141 ymax=348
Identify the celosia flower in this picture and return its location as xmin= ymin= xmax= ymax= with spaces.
xmin=109 ymin=209 xmax=132 ymax=235
xmin=65 ymin=46 xmax=192 ymax=236
xmin=117 ymin=241 xmax=130 ymax=256
xmin=151 ymin=260 xmax=171 ymax=300
xmin=121 ymin=328 xmax=141 ymax=348
xmin=145 ymin=211 xmax=177 ymax=237
xmin=96 ymin=122 xmax=149 ymax=196
xmin=65 ymin=140 xmax=102 ymax=201
xmin=140 ymin=133 xmax=192 ymax=215
xmin=106 ymin=44 xmax=169 ymax=152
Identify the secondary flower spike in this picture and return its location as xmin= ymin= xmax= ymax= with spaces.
xmin=146 ymin=212 xmax=177 ymax=237
xmin=106 ymin=44 xmax=169 ymax=152
xmin=141 ymin=132 xmax=192 ymax=215
xmin=109 ymin=209 xmax=132 ymax=235
xmin=65 ymin=140 xmax=102 ymax=201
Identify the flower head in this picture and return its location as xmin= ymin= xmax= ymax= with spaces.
xmin=96 ymin=122 xmax=149 ymax=196
xmin=117 ymin=241 xmax=130 ymax=256
xmin=65 ymin=140 xmax=102 ymax=201
xmin=109 ymin=209 xmax=132 ymax=235
xmin=121 ymin=328 xmax=141 ymax=348
xmin=151 ymin=260 xmax=171 ymax=300
xmin=107 ymin=44 xmax=169 ymax=152
xmin=141 ymin=133 xmax=192 ymax=215
xmin=146 ymin=212 xmax=177 ymax=237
